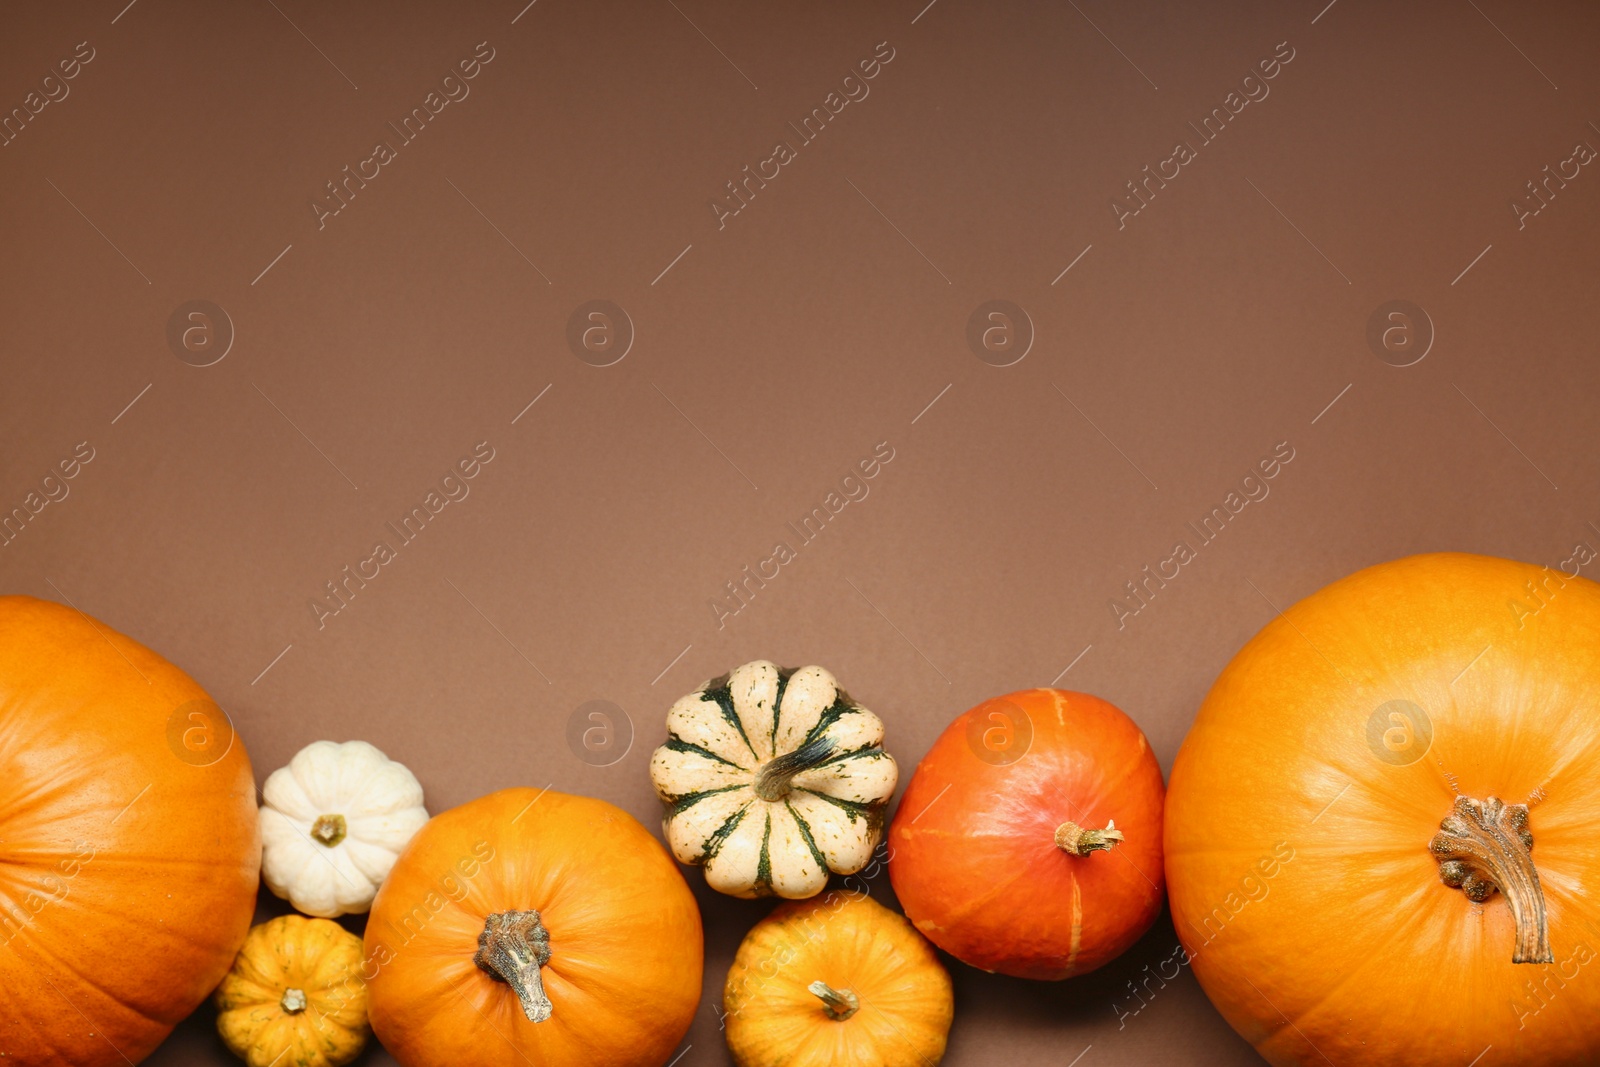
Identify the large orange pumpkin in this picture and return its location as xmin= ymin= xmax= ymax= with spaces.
xmin=364 ymin=787 xmax=703 ymax=1067
xmin=889 ymin=688 xmax=1166 ymax=979
xmin=1167 ymin=553 xmax=1600 ymax=1065
xmin=0 ymin=595 xmax=260 ymax=1066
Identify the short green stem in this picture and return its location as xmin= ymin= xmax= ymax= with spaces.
xmin=754 ymin=737 xmax=837 ymax=802
xmin=808 ymin=980 xmax=859 ymax=1021
xmin=1055 ymin=819 xmax=1123 ymax=856
xmin=310 ymin=814 xmax=347 ymax=847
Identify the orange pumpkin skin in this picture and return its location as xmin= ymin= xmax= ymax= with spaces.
xmin=724 ymin=891 xmax=953 ymax=1067
xmin=364 ymin=788 xmax=703 ymax=1067
xmin=889 ymin=689 xmax=1166 ymax=979
xmin=0 ymin=596 xmax=260 ymax=1066
xmin=1166 ymin=554 xmax=1600 ymax=1066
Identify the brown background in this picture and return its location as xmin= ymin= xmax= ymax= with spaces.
xmin=3 ymin=0 xmax=1598 ymax=1064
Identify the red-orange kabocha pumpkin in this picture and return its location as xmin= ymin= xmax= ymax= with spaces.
xmin=0 ymin=596 xmax=260 ymax=1066
xmin=364 ymin=787 xmax=703 ymax=1067
xmin=1166 ymin=553 xmax=1600 ymax=1066
xmin=889 ymin=688 xmax=1166 ymax=978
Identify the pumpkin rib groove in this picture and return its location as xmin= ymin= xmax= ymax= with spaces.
xmin=1253 ymin=893 xmax=1436 ymax=1040
xmin=799 ymin=701 xmax=859 ymax=748
xmin=790 ymin=787 xmax=873 ymax=814
xmin=702 ymin=800 xmax=754 ymax=860
xmin=702 ymin=685 xmax=762 ymax=762
xmin=755 ymin=809 xmax=774 ymax=895
xmin=916 ymin=859 xmax=1032 ymax=931
xmin=0 ymin=776 xmax=100 ymax=824
xmin=10 ymin=932 xmax=170 ymax=1028
xmin=33 ymin=895 xmax=237 ymax=958
xmin=770 ymin=666 xmax=795 ymax=755
xmin=812 ymin=745 xmax=887 ymax=769
xmin=1065 ymin=874 xmax=1084 ymax=971
xmin=25 ymin=849 xmax=255 ymax=871
xmin=665 ymin=783 xmax=750 ymax=814
xmin=3 ymin=982 xmax=72 ymax=1067
xmin=784 ymin=799 xmax=828 ymax=871
xmin=260 ymin=770 xmax=318 ymax=821
xmin=661 ymin=735 xmax=750 ymax=772
xmin=1504 ymin=719 xmax=1600 ymax=795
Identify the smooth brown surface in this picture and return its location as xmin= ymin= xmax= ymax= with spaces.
xmin=2 ymin=1 xmax=1597 ymax=1064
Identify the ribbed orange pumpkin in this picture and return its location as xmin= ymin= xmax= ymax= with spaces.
xmin=1167 ymin=553 xmax=1600 ymax=1065
xmin=364 ymin=788 xmax=703 ymax=1067
xmin=0 ymin=596 xmax=260 ymax=1066
xmin=724 ymin=891 xmax=953 ymax=1067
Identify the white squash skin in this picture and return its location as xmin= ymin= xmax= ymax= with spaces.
xmin=706 ymin=807 xmax=767 ymax=896
xmin=788 ymin=791 xmax=876 ymax=873
xmin=665 ymin=694 xmax=754 ymax=768
xmin=727 ymin=661 xmax=781 ymax=761
xmin=649 ymin=746 xmax=748 ymax=798
xmin=813 ymin=706 xmax=886 ymax=752
xmin=651 ymin=661 xmax=898 ymax=900
xmin=664 ymin=788 xmax=751 ymax=862
xmin=259 ymin=740 xmax=429 ymax=918
xmin=772 ymin=666 xmax=836 ymax=751
xmin=792 ymin=750 xmax=898 ymax=805
xmin=764 ymin=804 xmax=829 ymax=898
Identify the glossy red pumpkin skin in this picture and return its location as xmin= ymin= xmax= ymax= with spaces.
xmin=0 ymin=596 xmax=260 ymax=1066
xmin=889 ymin=689 xmax=1165 ymax=979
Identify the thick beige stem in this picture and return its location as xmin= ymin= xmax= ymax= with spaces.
xmin=1430 ymin=795 xmax=1553 ymax=964
xmin=475 ymin=910 xmax=554 ymax=1022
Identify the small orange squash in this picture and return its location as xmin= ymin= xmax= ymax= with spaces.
xmin=724 ymin=891 xmax=953 ymax=1067
xmin=215 ymin=915 xmax=369 ymax=1067
xmin=364 ymin=787 xmax=703 ymax=1067
xmin=0 ymin=596 xmax=260 ymax=1066
xmin=1167 ymin=553 xmax=1600 ymax=1065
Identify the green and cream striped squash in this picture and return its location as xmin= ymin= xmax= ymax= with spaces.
xmin=649 ymin=660 xmax=898 ymax=899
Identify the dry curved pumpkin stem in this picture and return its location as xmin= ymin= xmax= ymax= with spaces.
xmin=752 ymin=737 xmax=837 ymax=802
xmin=1429 ymin=795 xmax=1553 ymax=964
xmin=807 ymin=980 xmax=860 ymax=1021
xmin=1054 ymin=819 xmax=1124 ymax=856
xmin=475 ymin=910 xmax=554 ymax=1022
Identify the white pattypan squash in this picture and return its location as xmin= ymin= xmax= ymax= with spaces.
xmin=649 ymin=660 xmax=898 ymax=899
xmin=259 ymin=740 xmax=429 ymax=918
